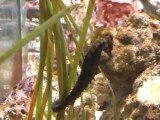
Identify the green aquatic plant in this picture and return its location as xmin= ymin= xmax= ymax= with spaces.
xmin=0 ymin=2 xmax=78 ymax=120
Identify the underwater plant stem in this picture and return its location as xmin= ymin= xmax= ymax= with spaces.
xmin=27 ymin=4 xmax=78 ymax=120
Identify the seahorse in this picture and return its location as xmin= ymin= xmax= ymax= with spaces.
xmin=52 ymin=34 xmax=113 ymax=112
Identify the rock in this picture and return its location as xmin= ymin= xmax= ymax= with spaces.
xmin=91 ymin=12 xmax=160 ymax=119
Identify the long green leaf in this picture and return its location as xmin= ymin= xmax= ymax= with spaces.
xmin=27 ymin=4 xmax=78 ymax=120
xmin=0 ymin=4 xmax=78 ymax=65
xmin=67 ymin=0 xmax=95 ymax=90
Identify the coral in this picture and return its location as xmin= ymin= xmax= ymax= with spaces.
xmin=91 ymin=0 xmax=136 ymax=27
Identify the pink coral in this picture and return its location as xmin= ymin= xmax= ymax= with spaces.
xmin=92 ymin=0 xmax=136 ymax=27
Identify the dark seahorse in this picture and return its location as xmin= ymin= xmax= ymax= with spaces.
xmin=52 ymin=34 xmax=113 ymax=112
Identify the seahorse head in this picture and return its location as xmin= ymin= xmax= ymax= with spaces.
xmin=100 ymin=34 xmax=113 ymax=57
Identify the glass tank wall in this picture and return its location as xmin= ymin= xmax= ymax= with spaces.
xmin=0 ymin=0 xmax=26 ymax=102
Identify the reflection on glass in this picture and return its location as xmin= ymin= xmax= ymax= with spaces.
xmin=0 ymin=0 xmax=25 ymax=102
